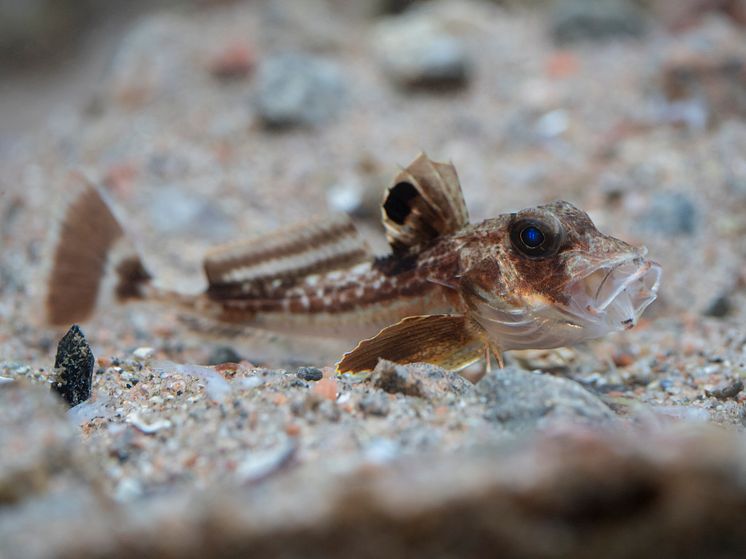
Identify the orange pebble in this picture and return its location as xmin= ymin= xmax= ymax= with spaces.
xmin=546 ymin=51 xmax=579 ymax=79
xmin=313 ymin=377 xmax=338 ymax=401
xmin=285 ymin=423 xmax=301 ymax=437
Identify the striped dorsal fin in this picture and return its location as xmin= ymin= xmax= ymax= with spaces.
xmin=204 ymin=214 xmax=371 ymax=300
xmin=382 ymin=153 xmax=469 ymax=256
xmin=44 ymin=173 xmax=152 ymax=326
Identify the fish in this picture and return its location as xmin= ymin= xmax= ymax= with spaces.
xmin=44 ymin=154 xmax=661 ymax=373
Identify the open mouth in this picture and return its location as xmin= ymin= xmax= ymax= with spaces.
xmin=564 ymin=256 xmax=662 ymax=333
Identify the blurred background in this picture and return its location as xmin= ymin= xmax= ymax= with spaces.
xmin=1 ymin=0 xmax=745 ymax=363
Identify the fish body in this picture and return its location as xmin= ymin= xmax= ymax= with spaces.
xmin=46 ymin=155 xmax=661 ymax=372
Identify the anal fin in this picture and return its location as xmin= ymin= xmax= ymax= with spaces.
xmin=336 ymin=314 xmax=485 ymax=373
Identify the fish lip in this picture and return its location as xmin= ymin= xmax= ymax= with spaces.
xmin=560 ymin=254 xmax=662 ymax=332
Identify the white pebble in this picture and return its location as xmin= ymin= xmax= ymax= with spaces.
xmin=133 ymin=347 xmax=155 ymax=360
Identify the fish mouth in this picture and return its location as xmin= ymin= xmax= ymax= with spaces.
xmin=562 ymin=256 xmax=662 ymax=334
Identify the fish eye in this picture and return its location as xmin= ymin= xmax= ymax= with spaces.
xmin=520 ymin=225 xmax=544 ymax=248
xmin=510 ymin=218 xmax=562 ymax=258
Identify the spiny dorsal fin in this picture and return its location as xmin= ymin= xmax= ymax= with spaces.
xmin=382 ymin=153 xmax=469 ymax=256
xmin=336 ymin=314 xmax=485 ymax=373
xmin=204 ymin=214 xmax=371 ymax=299
xmin=44 ymin=173 xmax=151 ymax=326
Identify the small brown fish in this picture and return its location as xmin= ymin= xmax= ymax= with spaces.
xmin=45 ymin=154 xmax=661 ymax=372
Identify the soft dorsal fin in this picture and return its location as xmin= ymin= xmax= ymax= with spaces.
xmin=382 ymin=153 xmax=469 ymax=256
xmin=204 ymin=214 xmax=371 ymax=299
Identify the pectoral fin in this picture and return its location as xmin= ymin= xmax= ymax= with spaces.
xmin=336 ymin=314 xmax=486 ymax=373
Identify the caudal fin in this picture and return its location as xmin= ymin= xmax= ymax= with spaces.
xmin=45 ymin=173 xmax=151 ymax=326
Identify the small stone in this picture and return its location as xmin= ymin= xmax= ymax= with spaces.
xmin=705 ymin=379 xmax=743 ymax=400
xmin=637 ymin=192 xmax=697 ymax=235
xmin=127 ymin=412 xmax=172 ymax=434
xmin=373 ymin=14 xmax=470 ymax=91
xmin=208 ymin=346 xmax=244 ymax=365
xmin=550 ymin=0 xmax=647 ymax=44
xmin=208 ymin=41 xmax=255 ymax=80
xmin=52 ymin=325 xmax=94 ymax=407
xmin=370 ymin=360 xmax=472 ymax=400
xmin=477 ymin=368 xmax=617 ymax=433
xmin=358 ymin=392 xmax=391 ymax=417
xmin=132 ymin=347 xmax=155 ymax=360
xmin=312 ymin=377 xmax=338 ymax=401
xmin=297 ymin=367 xmax=324 ymax=382
xmin=254 ymin=53 xmax=346 ymax=128
xmin=371 ymin=360 xmax=425 ymax=398
xmin=704 ymin=294 xmax=733 ymax=318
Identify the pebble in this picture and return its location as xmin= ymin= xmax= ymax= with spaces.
xmin=52 ymin=325 xmax=95 ymax=408
xmin=358 ymin=392 xmax=391 ymax=417
xmin=637 ymin=192 xmax=697 ymax=235
xmin=254 ymin=53 xmax=346 ymax=128
xmin=704 ymin=294 xmax=733 ymax=318
xmin=705 ymin=379 xmax=744 ymax=400
xmin=297 ymin=367 xmax=324 ymax=382
xmin=208 ymin=41 xmax=255 ymax=80
xmin=127 ymin=412 xmax=172 ymax=434
xmin=373 ymin=14 xmax=470 ymax=90
xmin=370 ymin=361 xmax=472 ymax=401
xmin=550 ymin=0 xmax=647 ymax=44
xmin=208 ymin=346 xmax=244 ymax=365
xmin=477 ymin=368 xmax=617 ymax=433
xmin=132 ymin=347 xmax=155 ymax=360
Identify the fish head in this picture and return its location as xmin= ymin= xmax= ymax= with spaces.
xmin=460 ymin=201 xmax=661 ymax=350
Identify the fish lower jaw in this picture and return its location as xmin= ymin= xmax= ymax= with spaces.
xmin=564 ymin=258 xmax=662 ymax=334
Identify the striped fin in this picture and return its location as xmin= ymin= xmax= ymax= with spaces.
xmin=336 ymin=314 xmax=485 ymax=373
xmin=204 ymin=214 xmax=371 ymax=299
xmin=44 ymin=173 xmax=151 ymax=326
xmin=382 ymin=153 xmax=469 ymax=256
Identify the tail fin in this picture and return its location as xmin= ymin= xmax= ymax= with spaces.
xmin=45 ymin=173 xmax=151 ymax=326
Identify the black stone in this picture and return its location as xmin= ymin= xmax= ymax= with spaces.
xmin=207 ymin=346 xmax=244 ymax=365
xmin=52 ymin=324 xmax=94 ymax=407
xmin=704 ymin=294 xmax=732 ymax=318
xmin=297 ymin=367 xmax=324 ymax=382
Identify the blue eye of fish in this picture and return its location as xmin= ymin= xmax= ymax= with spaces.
xmin=520 ymin=226 xmax=544 ymax=248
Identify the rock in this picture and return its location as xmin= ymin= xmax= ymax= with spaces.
xmin=373 ymin=13 xmax=470 ymax=91
xmin=254 ymin=53 xmax=346 ymax=128
xmin=637 ymin=192 xmax=697 ymax=235
xmin=52 ymin=325 xmax=94 ymax=407
xmin=208 ymin=40 xmax=255 ymax=80
xmin=370 ymin=360 xmax=473 ymax=401
xmin=207 ymin=346 xmax=244 ymax=366
xmin=704 ymin=293 xmax=733 ymax=318
xmin=477 ymin=368 xmax=617 ymax=432
xmin=358 ymin=391 xmax=391 ymax=416
xmin=705 ymin=379 xmax=743 ymax=400
xmin=132 ymin=347 xmax=155 ymax=360
xmin=296 ymin=366 xmax=324 ymax=382
xmin=550 ymin=0 xmax=647 ymax=44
